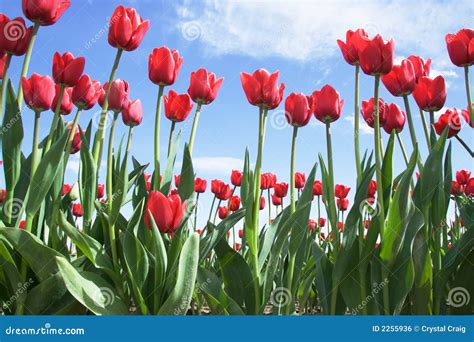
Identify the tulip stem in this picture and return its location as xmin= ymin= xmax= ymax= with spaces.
xmin=395 ymin=132 xmax=409 ymax=166
xmin=267 ymin=189 xmax=271 ymax=224
xmin=464 ymin=66 xmax=473 ymax=125
xmin=167 ymin=120 xmax=176 ymax=158
xmin=0 ymin=53 xmax=12 ymax=128
xmin=153 ymin=84 xmax=165 ymax=190
xmin=188 ymin=102 xmax=202 ymax=156
xmin=213 ymin=199 xmax=222 ymax=224
xmin=207 ymin=196 xmax=216 ymax=226
xmin=325 ymin=121 xmax=338 ymax=249
xmin=454 ymin=135 xmax=474 ymax=157
xmin=30 ymin=111 xmax=41 ymax=180
xmin=429 ymin=110 xmax=435 ymax=127
xmin=419 ymin=108 xmax=431 ymax=150
xmin=194 ymin=193 xmax=200 ymax=231
xmin=44 ymin=84 xmax=65 ymax=153
xmin=16 ymin=23 xmax=40 ymax=108
xmin=354 ymin=64 xmax=362 ymax=184
xmin=403 ymin=95 xmax=423 ymax=170
xmin=92 ymin=48 xmax=123 ymax=170
xmin=63 ymin=109 xmax=82 ymax=166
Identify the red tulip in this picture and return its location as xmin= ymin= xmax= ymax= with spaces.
xmin=381 ymin=59 xmax=416 ymax=96
xmin=234 ymin=243 xmax=241 ymax=251
xmin=229 ymin=195 xmax=241 ymax=211
xmin=52 ymin=52 xmax=85 ymax=87
xmin=445 ymin=29 xmax=474 ymax=67
xmin=334 ymin=184 xmax=350 ymax=199
xmin=238 ymin=229 xmax=243 ymax=239
xmin=72 ymin=74 xmax=101 ymax=110
xmin=412 ymin=76 xmax=447 ymax=112
xmin=240 ymin=68 xmax=285 ymax=109
xmin=188 ymin=68 xmax=224 ymax=105
xmin=61 ymin=184 xmax=71 ymax=196
xmin=108 ymin=79 xmax=129 ymax=113
xmin=21 ymin=73 xmax=55 ymax=112
xmin=433 ymin=108 xmax=461 ymax=138
xmin=338 ymin=222 xmax=344 ymax=231
xmin=294 ymin=172 xmax=306 ymax=189
xmin=218 ymin=206 xmax=229 ymax=220
xmin=311 ymin=84 xmax=344 ymax=124
xmin=358 ymin=34 xmax=394 ymax=76
xmin=122 ymin=99 xmax=142 ymax=127
xmin=194 ymin=178 xmax=207 ymax=193
xmin=231 ymin=170 xmax=243 ymax=187
xmin=98 ymin=82 xmax=107 ymax=108
xmin=451 ymin=180 xmax=462 ymax=196
xmin=461 ymin=105 xmax=473 ymax=127
xmin=456 ymin=170 xmax=471 ymax=185
xmin=260 ymin=172 xmax=277 ymax=189
xmin=174 ymin=175 xmax=181 ymax=188
xmin=259 ymin=196 xmax=265 ymax=210
xmin=67 ymin=123 xmax=83 ymax=154
xmin=465 ymin=178 xmax=474 ymax=196
xmin=0 ymin=53 xmax=6 ymax=79
xmin=0 ymin=16 xmax=32 ymax=56
xmin=337 ymin=198 xmax=349 ymax=211
xmin=337 ymin=29 xmax=368 ymax=65
xmin=361 ymin=97 xmax=387 ymax=128
xmin=308 ymin=219 xmax=316 ymax=233
xmin=211 ymin=180 xmax=233 ymax=200
xmin=108 ymin=5 xmax=150 ymax=52
xmin=271 ymin=193 xmax=282 ymax=206
xmin=164 ymin=90 xmax=193 ymax=122
xmin=97 ymin=184 xmax=105 ymax=199
xmin=72 ymin=203 xmax=83 ymax=217
xmin=144 ymin=191 xmax=186 ymax=235
xmin=148 ymin=47 xmax=183 ymax=86
xmin=383 ymin=103 xmax=406 ymax=134
xmin=313 ymin=180 xmax=323 ymax=196
xmin=367 ymin=180 xmax=377 ymax=198
xmin=364 ymin=220 xmax=370 ymax=229
xmin=407 ymin=55 xmax=431 ymax=83
xmin=0 ymin=189 xmax=5 ymax=203
xmin=285 ymin=93 xmax=313 ymax=127
xmin=318 ymin=217 xmax=326 ymax=228
xmin=52 ymin=85 xmax=73 ymax=115
xmin=274 ymin=182 xmax=288 ymax=198
xmin=22 ymin=0 xmax=71 ymax=26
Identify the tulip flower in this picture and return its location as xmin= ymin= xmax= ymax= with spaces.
xmin=313 ymin=180 xmax=323 ymax=197
xmin=72 ymin=203 xmax=83 ymax=217
xmin=319 ymin=217 xmax=326 ymax=228
xmin=294 ymin=172 xmax=306 ymax=189
xmin=259 ymin=196 xmax=265 ymax=210
xmin=285 ymin=93 xmax=313 ymax=127
xmin=211 ymin=180 xmax=233 ymax=201
xmin=334 ymin=184 xmax=350 ymax=199
xmin=61 ymin=184 xmax=72 ymax=197
xmin=52 ymin=52 xmax=85 ymax=87
xmin=187 ymin=68 xmax=224 ymax=154
xmin=218 ymin=206 xmax=229 ymax=220
xmin=274 ymin=182 xmax=289 ymax=198
xmin=337 ymin=29 xmax=368 ymax=66
xmin=97 ymin=184 xmax=105 ymax=199
xmin=383 ymin=103 xmax=406 ymax=134
xmin=229 ymin=195 xmax=241 ymax=211
xmin=465 ymin=178 xmax=474 ymax=196
xmin=312 ymin=84 xmax=344 ymax=124
xmin=461 ymin=105 xmax=473 ymax=127
xmin=407 ymin=55 xmax=431 ymax=83
xmin=21 ymin=73 xmax=55 ymax=112
xmin=271 ymin=193 xmax=282 ymax=206
xmin=381 ymin=59 xmax=416 ymax=97
xmin=108 ymin=5 xmax=149 ymax=52
xmin=0 ymin=53 xmax=6 ymax=78
xmin=122 ymin=99 xmax=143 ymax=127
xmin=413 ymin=76 xmax=447 ymax=114
xmin=261 ymin=173 xmax=277 ymax=189
xmin=451 ymin=181 xmax=462 ymax=196
xmin=337 ymin=198 xmax=349 ymax=211
xmin=234 ymin=243 xmax=241 ymax=251
xmin=367 ymin=180 xmax=377 ymax=199
xmin=148 ymin=47 xmax=183 ymax=86
xmin=456 ymin=170 xmax=471 ymax=185
xmin=309 ymin=219 xmax=317 ymax=233
xmin=108 ymin=79 xmax=129 ymax=113
xmin=72 ymin=74 xmax=101 ymax=110
xmin=238 ymin=229 xmax=244 ymax=239
xmin=358 ymin=34 xmax=394 ymax=76
xmin=0 ymin=16 xmax=33 ymax=56
xmin=361 ymin=97 xmax=387 ymax=128
xmin=240 ymin=68 xmax=285 ymax=109
xmin=231 ymin=170 xmax=243 ymax=187
xmin=433 ymin=108 xmax=461 ymax=138
xmin=163 ymin=90 xmax=193 ymax=123
xmin=66 ymin=123 xmax=83 ymax=154
xmin=22 ymin=0 xmax=71 ymax=26
xmin=144 ymin=191 xmax=186 ymax=235
xmin=52 ymin=85 xmax=73 ymax=115
xmin=194 ymin=178 xmax=207 ymax=193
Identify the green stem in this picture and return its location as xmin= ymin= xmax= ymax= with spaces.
xmin=194 ymin=193 xmax=200 ymax=232
xmin=188 ymin=103 xmax=202 ymax=156
xmin=167 ymin=120 xmax=176 ymax=158
xmin=17 ymin=23 xmax=40 ymax=108
xmin=354 ymin=64 xmax=362 ymax=184
xmin=464 ymin=66 xmax=473 ymax=125
xmin=395 ymin=132 xmax=409 ymax=166
xmin=454 ymin=135 xmax=474 ymax=157
xmin=267 ymin=189 xmax=271 ymax=224
xmin=30 ymin=111 xmax=41 ymax=180
xmin=44 ymin=84 xmax=65 ymax=153
xmin=429 ymin=110 xmax=435 ymax=127
xmin=153 ymin=85 xmax=165 ymax=190
xmin=92 ymin=48 xmax=123 ymax=168
xmin=419 ymin=108 xmax=431 ymax=150
xmin=213 ymin=199 xmax=222 ymax=224
xmin=325 ymin=122 xmax=338 ymax=249
xmin=63 ymin=108 xmax=81 ymax=165
xmin=207 ymin=196 xmax=216 ymax=226
xmin=403 ymin=95 xmax=423 ymax=171
xmin=0 ymin=53 xmax=12 ymax=126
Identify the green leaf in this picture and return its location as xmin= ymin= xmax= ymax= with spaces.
xmin=161 ymin=130 xmax=181 ymax=195
xmin=381 ymin=131 xmax=395 ymax=216
xmin=178 ymin=144 xmax=195 ymax=201
xmin=158 ymin=233 xmax=200 ymax=315
xmin=311 ymin=241 xmax=333 ymax=314
xmin=79 ymin=128 xmax=97 ymax=226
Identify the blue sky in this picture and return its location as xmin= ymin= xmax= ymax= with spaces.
xmin=1 ymin=0 xmax=473 ymax=230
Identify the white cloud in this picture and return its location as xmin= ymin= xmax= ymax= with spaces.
xmin=66 ymin=159 xmax=80 ymax=173
xmin=191 ymin=156 xmax=245 ymax=175
xmin=175 ymin=0 xmax=472 ymax=73
xmin=345 ymin=115 xmax=373 ymax=135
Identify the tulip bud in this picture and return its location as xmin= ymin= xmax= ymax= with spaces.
xmin=456 ymin=170 xmax=471 ymax=186
xmin=271 ymin=193 xmax=282 ymax=206
xmin=22 ymin=73 xmax=55 ymax=112
xmin=0 ymin=189 xmax=7 ymax=203
xmin=274 ymin=182 xmax=288 ymax=198
xmin=72 ymin=74 xmax=101 ymax=110
xmin=108 ymin=5 xmax=150 ymax=52
xmin=229 ymin=195 xmax=241 ymax=211
xmin=0 ymin=16 xmax=33 ymax=56
xmin=334 ymin=184 xmax=351 ymax=199
xmin=383 ymin=103 xmax=406 ymax=134
xmin=194 ymin=178 xmax=207 ymax=193
xmin=122 ymin=99 xmax=143 ymax=127
xmin=313 ymin=180 xmax=323 ymax=197
xmin=260 ymin=172 xmax=277 ymax=190
xmin=144 ymin=191 xmax=186 ymax=235
xmin=52 ymin=52 xmax=85 ymax=87
xmin=108 ymin=79 xmax=129 ymax=113
xmin=308 ymin=219 xmax=316 ymax=233
xmin=22 ymin=0 xmax=71 ymax=26
xmin=445 ymin=29 xmax=474 ymax=67
xmin=97 ymin=184 xmax=105 ymax=199
xmin=319 ymin=217 xmax=326 ymax=228
xmin=259 ymin=196 xmax=265 ymax=210
xmin=188 ymin=68 xmax=224 ymax=105
xmin=61 ymin=184 xmax=72 ymax=197
xmin=337 ymin=198 xmax=349 ymax=211
xmin=294 ymin=172 xmax=306 ymax=189
xmin=164 ymin=90 xmax=193 ymax=122
xmin=148 ymin=47 xmax=183 ymax=86
xmin=231 ymin=170 xmax=243 ymax=187
xmin=312 ymin=85 xmax=344 ymax=124
xmin=72 ymin=203 xmax=83 ymax=217
xmin=285 ymin=93 xmax=313 ymax=127
xmin=218 ymin=206 xmax=229 ymax=220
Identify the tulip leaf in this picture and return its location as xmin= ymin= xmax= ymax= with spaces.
xmin=381 ymin=131 xmax=395 ymax=215
xmin=258 ymin=207 xmax=290 ymax=271
xmin=311 ymin=241 xmax=333 ymax=314
xmin=318 ymin=154 xmax=338 ymax=246
xmin=158 ymin=233 xmax=199 ymax=315
xmin=161 ymin=130 xmax=181 ymax=195
xmin=178 ymin=143 xmax=195 ymax=201
xmin=79 ymin=128 xmax=97 ymax=227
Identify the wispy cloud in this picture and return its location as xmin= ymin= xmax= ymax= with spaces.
xmin=175 ymin=0 xmax=472 ymax=74
xmin=191 ymin=156 xmax=245 ymax=175
xmin=345 ymin=115 xmax=373 ymax=135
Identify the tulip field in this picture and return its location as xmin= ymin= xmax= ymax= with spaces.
xmin=0 ymin=1 xmax=473 ymax=318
